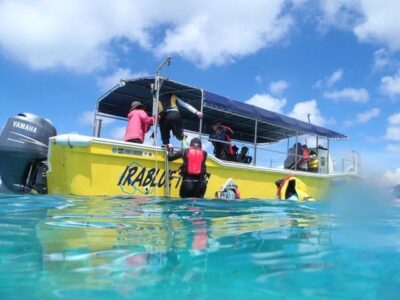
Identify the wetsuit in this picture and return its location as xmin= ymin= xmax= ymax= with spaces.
xmin=168 ymin=147 xmax=208 ymax=198
xmin=158 ymin=94 xmax=199 ymax=145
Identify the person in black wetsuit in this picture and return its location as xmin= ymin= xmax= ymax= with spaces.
xmin=158 ymin=94 xmax=203 ymax=146
xmin=167 ymin=137 xmax=208 ymax=198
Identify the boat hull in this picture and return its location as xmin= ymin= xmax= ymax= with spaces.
xmin=47 ymin=135 xmax=351 ymax=199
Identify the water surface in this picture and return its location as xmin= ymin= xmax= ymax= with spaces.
xmin=0 ymin=193 xmax=399 ymax=300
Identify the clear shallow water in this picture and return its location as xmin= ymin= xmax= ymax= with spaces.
xmin=0 ymin=193 xmax=399 ymax=300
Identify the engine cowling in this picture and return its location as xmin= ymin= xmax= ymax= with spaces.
xmin=0 ymin=113 xmax=56 ymax=193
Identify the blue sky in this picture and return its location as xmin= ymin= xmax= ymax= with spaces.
xmin=1 ymin=0 xmax=400 ymax=184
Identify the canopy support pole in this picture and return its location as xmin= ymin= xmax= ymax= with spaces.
xmin=152 ymin=57 xmax=172 ymax=146
xmin=327 ymin=138 xmax=330 ymax=174
xmin=253 ymin=119 xmax=258 ymax=166
xmin=164 ymin=149 xmax=170 ymax=197
xmin=295 ymin=131 xmax=299 ymax=170
xmin=198 ymin=89 xmax=204 ymax=138
xmin=93 ymin=116 xmax=102 ymax=138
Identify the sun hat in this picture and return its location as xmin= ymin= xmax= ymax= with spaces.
xmin=130 ymin=101 xmax=145 ymax=111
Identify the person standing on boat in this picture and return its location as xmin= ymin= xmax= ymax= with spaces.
xmin=124 ymin=101 xmax=157 ymax=144
xmin=209 ymin=123 xmax=225 ymax=159
xmin=167 ymin=137 xmax=208 ymax=198
xmin=158 ymin=94 xmax=203 ymax=146
xmin=297 ymin=144 xmax=309 ymax=171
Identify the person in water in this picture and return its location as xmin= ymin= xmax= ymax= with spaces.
xmin=158 ymin=93 xmax=203 ymax=146
xmin=124 ymin=101 xmax=157 ymax=144
xmin=167 ymin=137 xmax=208 ymax=198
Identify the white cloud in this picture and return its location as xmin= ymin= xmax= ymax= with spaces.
xmin=385 ymin=126 xmax=400 ymax=141
xmin=356 ymin=108 xmax=380 ymax=123
xmin=268 ymin=80 xmax=289 ymax=95
xmin=78 ymin=111 xmax=96 ymax=126
xmin=373 ymin=48 xmax=390 ymax=70
xmin=386 ymin=144 xmax=400 ymax=153
xmin=382 ymin=168 xmax=400 ymax=186
xmin=78 ymin=110 xmax=114 ymax=127
xmin=380 ymin=70 xmax=400 ymax=97
xmin=353 ymin=1 xmax=400 ymax=51
xmin=246 ymin=93 xmax=287 ymax=113
xmin=318 ymin=0 xmax=360 ymax=30
xmin=324 ymin=87 xmax=369 ymax=103
xmin=0 ymin=0 xmax=292 ymax=72
xmin=97 ymin=68 xmax=148 ymax=92
xmin=288 ymin=99 xmax=325 ymax=126
xmin=326 ymin=69 xmax=343 ymax=87
xmin=388 ymin=113 xmax=400 ymax=125
xmin=319 ymin=1 xmax=400 ymax=51
xmin=314 ymin=69 xmax=343 ymax=88
xmin=344 ymin=108 xmax=380 ymax=127
xmin=157 ymin=2 xmax=292 ymax=68
xmin=110 ymin=126 xmax=126 ymax=140
xmin=386 ymin=112 xmax=400 ymax=141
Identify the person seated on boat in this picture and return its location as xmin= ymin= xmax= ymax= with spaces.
xmin=297 ymin=144 xmax=309 ymax=171
xmin=167 ymin=137 xmax=208 ymax=198
xmin=284 ymin=142 xmax=302 ymax=170
xmin=231 ymin=145 xmax=239 ymax=161
xmin=158 ymin=93 xmax=203 ymax=146
xmin=124 ymin=100 xmax=157 ymax=144
xmin=209 ymin=123 xmax=225 ymax=159
xmin=237 ymin=146 xmax=252 ymax=164
xmin=307 ymin=150 xmax=319 ymax=173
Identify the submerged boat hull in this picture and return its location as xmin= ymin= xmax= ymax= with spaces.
xmin=47 ymin=135 xmax=351 ymax=199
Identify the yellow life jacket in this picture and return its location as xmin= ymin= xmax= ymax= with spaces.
xmin=158 ymin=94 xmax=178 ymax=114
xmin=308 ymin=158 xmax=319 ymax=169
xmin=277 ymin=175 xmax=315 ymax=201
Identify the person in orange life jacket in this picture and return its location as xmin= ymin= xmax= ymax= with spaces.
xmin=297 ymin=144 xmax=309 ymax=171
xmin=158 ymin=94 xmax=203 ymax=146
xmin=124 ymin=101 xmax=158 ymax=143
xmin=167 ymin=137 xmax=208 ymax=198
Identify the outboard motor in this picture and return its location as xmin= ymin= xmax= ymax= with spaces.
xmin=0 ymin=113 xmax=56 ymax=193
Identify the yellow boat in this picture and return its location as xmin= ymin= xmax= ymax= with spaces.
xmin=0 ymin=71 xmax=360 ymax=200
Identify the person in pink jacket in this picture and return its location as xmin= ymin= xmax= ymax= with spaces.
xmin=124 ymin=101 xmax=156 ymax=144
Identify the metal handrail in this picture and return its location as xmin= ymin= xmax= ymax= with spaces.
xmin=341 ymin=150 xmax=361 ymax=174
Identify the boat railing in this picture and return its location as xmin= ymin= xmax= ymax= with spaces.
xmin=340 ymin=151 xmax=361 ymax=174
xmin=203 ymin=136 xmax=317 ymax=172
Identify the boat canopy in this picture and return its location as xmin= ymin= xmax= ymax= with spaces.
xmin=97 ymin=76 xmax=347 ymax=143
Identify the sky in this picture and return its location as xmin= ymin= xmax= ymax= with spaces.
xmin=1 ymin=0 xmax=400 ymax=185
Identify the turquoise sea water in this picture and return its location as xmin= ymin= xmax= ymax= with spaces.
xmin=0 ymin=192 xmax=399 ymax=300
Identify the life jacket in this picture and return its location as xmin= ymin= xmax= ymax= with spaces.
xmin=183 ymin=147 xmax=206 ymax=176
xmin=276 ymin=175 xmax=315 ymax=201
xmin=308 ymin=158 xmax=319 ymax=169
xmin=224 ymin=134 xmax=235 ymax=160
xmin=158 ymin=94 xmax=178 ymax=114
